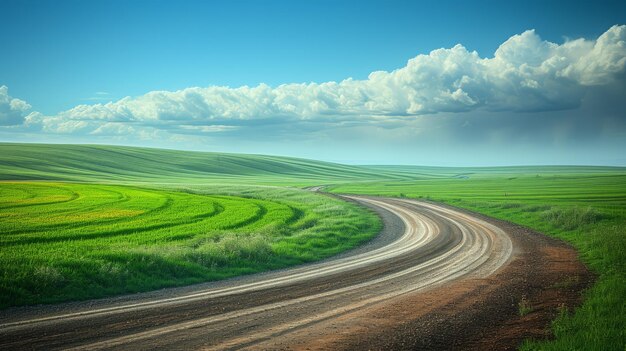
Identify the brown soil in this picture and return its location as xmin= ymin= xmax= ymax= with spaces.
xmin=249 ymin=211 xmax=594 ymax=351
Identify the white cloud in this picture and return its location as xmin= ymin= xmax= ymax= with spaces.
xmin=3 ymin=25 xmax=626 ymax=137
xmin=0 ymin=86 xmax=34 ymax=126
xmin=178 ymin=125 xmax=239 ymax=133
xmin=84 ymin=91 xmax=113 ymax=102
xmin=562 ymin=25 xmax=626 ymax=85
xmin=89 ymin=122 xmax=136 ymax=136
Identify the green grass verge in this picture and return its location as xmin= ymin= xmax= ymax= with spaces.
xmin=0 ymin=182 xmax=380 ymax=308
xmin=329 ymin=172 xmax=626 ymax=351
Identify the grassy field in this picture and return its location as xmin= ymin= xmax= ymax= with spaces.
xmin=0 ymin=182 xmax=380 ymax=307
xmin=3 ymin=143 xmax=619 ymax=185
xmin=1 ymin=143 xmax=624 ymax=349
xmin=0 ymin=143 xmax=415 ymax=184
xmin=330 ymin=171 xmax=626 ymax=350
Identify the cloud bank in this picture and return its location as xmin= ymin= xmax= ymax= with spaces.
xmin=3 ymin=25 xmax=626 ymax=139
xmin=0 ymin=86 xmax=34 ymax=126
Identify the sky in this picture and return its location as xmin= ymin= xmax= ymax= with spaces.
xmin=1 ymin=0 xmax=625 ymax=166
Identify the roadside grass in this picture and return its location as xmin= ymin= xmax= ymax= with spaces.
xmin=540 ymin=206 xmax=604 ymax=230
xmin=329 ymin=172 xmax=626 ymax=351
xmin=0 ymin=182 xmax=380 ymax=308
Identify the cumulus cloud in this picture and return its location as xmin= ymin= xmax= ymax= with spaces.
xmin=0 ymin=86 xmax=33 ymax=126
xmin=3 ymin=25 xmax=626 ymax=137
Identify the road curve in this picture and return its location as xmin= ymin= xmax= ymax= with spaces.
xmin=0 ymin=195 xmax=514 ymax=350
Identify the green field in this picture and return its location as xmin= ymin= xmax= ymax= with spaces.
xmin=0 ymin=143 xmax=414 ymax=184
xmin=2 ymin=143 xmax=620 ymax=185
xmin=0 ymin=182 xmax=379 ymax=307
xmin=1 ymin=143 xmax=624 ymax=350
xmin=330 ymin=172 xmax=626 ymax=350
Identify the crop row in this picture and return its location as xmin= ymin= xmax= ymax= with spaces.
xmin=0 ymin=182 xmax=380 ymax=307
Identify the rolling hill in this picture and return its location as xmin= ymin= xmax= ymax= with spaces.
xmin=0 ymin=143 xmax=409 ymax=184
xmin=1 ymin=143 xmax=622 ymax=184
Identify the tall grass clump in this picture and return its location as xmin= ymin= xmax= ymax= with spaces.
xmin=183 ymin=235 xmax=273 ymax=270
xmin=541 ymin=206 xmax=604 ymax=230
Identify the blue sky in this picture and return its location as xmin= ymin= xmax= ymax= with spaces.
xmin=1 ymin=0 xmax=625 ymax=165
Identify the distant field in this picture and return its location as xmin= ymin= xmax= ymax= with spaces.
xmin=330 ymin=171 xmax=626 ymax=350
xmin=0 ymin=143 xmax=413 ymax=184
xmin=329 ymin=171 xmax=626 ymax=207
xmin=4 ymin=143 xmax=619 ymax=185
xmin=0 ymin=182 xmax=380 ymax=307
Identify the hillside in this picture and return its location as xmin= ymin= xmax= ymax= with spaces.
xmin=2 ymin=143 xmax=622 ymax=184
xmin=0 ymin=143 xmax=409 ymax=184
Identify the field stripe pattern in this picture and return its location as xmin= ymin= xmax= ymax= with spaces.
xmin=0 ymin=182 xmax=379 ymax=307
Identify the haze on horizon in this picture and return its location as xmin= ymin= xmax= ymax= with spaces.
xmin=1 ymin=0 xmax=625 ymax=167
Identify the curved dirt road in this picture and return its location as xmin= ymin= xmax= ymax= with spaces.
xmin=0 ymin=195 xmax=589 ymax=350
